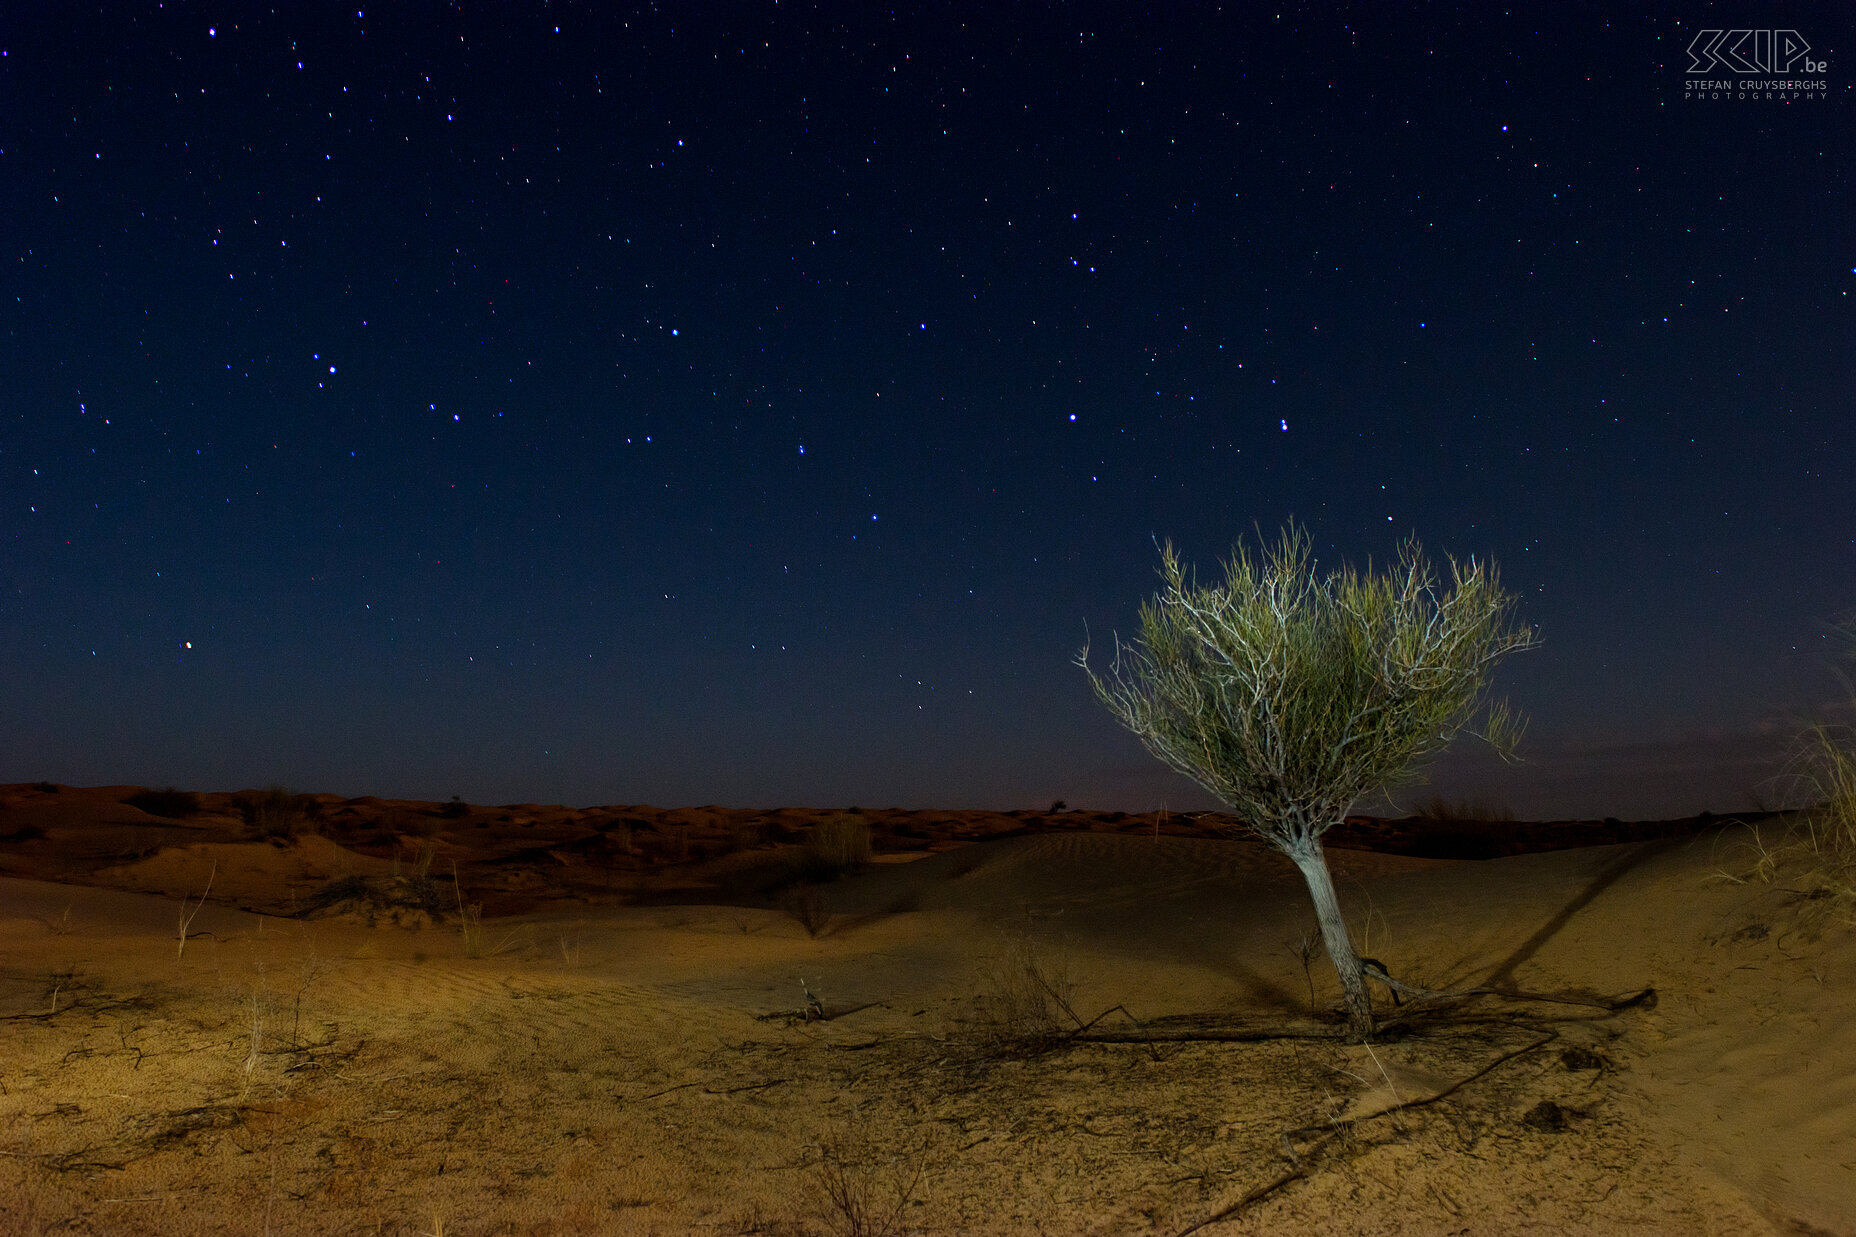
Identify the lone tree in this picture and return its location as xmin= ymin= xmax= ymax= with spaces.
xmin=1080 ymin=521 xmax=1538 ymax=1039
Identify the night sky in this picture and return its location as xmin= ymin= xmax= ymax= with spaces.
xmin=4 ymin=5 xmax=1851 ymax=820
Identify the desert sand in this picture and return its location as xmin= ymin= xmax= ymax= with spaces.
xmin=0 ymin=783 xmax=1850 ymax=1236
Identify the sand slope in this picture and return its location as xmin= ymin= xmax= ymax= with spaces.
xmin=0 ymin=786 xmax=1850 ymax=1235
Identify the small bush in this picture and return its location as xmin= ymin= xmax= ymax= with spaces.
xmin=1793 ymin=719 xmax=1856 ymax=858
xmin=124 ymin=787 xmax=203 ymax=818
xmin=808 ymin=1117 xmax=929 ymax=1237
xmin=439 ymin=796 xmax=470 ymax=819
xmin=1772 ymin=713 xmax=1856 ymax=923
xmin=234 ymin=786 xmax=321 ymax=839
xmin=1747 ymin=618 xmax=1856 ymax=922
xmin=969 ymin=935 xmax=1080 ymax=1054
xmin=299 ymin=873 xmax=449 ymax=926
xmin=1719 ymin=620 xmax=1856 ymax=927
xmin=807 ymin=814 xmax=872 ymax=873
xmin=1415 ymin=794 xmax=1517 ymax=823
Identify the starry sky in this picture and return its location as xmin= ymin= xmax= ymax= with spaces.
xmin=4 ymin=5 xmax=1851 ymax=819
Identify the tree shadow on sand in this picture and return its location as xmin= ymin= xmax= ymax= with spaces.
xmin=1482 ymin=836 xmax=1689 ymax=988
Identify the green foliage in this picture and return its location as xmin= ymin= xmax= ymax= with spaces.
xmin=1081 ymin=520 xmax=1538 ymax=849
xmin=1080 ymin=519 xmax=1538 ymax=1038
xmin=124 ymin=787 xmax=203 ymax=818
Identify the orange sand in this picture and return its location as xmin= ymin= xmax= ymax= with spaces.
xmin=0 ymin=784 xmax=1848 ymax=1235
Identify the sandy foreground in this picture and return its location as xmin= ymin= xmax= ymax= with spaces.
xmin=0 ymin=786 xmax=1851 ymax=1236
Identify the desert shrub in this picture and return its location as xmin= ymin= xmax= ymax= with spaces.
xmin=969 ymin=935 xmax=1079 ymax=1054
xmin=1414 ymin=794 xmax=1516 ymax=823
xmin=1773 ymin=638 xmax=1856 ymax=919
xmin=299 ymin=873 xmax=449 ymax=925
xmin=440 ymin=796 xmax=470 ymax=819
xmin=34 ymin=782 xmax=59 ymax=794
xmin=807 ymin=814 xmax=873 ymax=872
xmin=235 ymin=786 xmax=321 ymax=839
xmin=1792 ymin=723 xmax=1856 ymax=861
xmin=124 ymin=787 xmax=203 ymax=818
xmin=808 ymin=1117 xmax=929 ymax=1237
xmin=1082 ymin=520 xmax=1536 ymax=1039
xmin=1718 ymin=620 xmax=1856 ymax=926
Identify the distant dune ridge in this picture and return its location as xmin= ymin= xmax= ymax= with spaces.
xmin=0 ymin=781 xmax=1849 ymax=1234
xmin=0 ymin=781 xmax=1791 ymax=907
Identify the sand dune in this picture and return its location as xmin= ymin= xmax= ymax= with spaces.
xmin=0 ymin=783 xmax=1849 ymax=1234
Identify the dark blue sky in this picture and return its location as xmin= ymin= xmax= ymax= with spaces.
xmin=4 ymin=4 xmax=1851 ymax=818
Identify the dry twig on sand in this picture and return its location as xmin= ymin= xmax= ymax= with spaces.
xmin=1173 ymin=1025 xmax=1565 ymax=1235
xmin=176 ymin=862 xmax=216 ymax=957
xmin=809 ymin=1118 xmax=930 ymax=1237
xmin=1161 ymin=984 xmax=1656 ymax=1235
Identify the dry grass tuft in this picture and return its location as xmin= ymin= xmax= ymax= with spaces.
xmin=1413 ymin=794 xmax=1517 ymax=823
xmin=298 ymin=873 xmax=449 ymax=927
xmin=176 ymin=862 xmax=216 ymax=957
xmin=240 ymin=969 xmax=267 ymax=1097
xmin=808 ymin=1116 xmax=930 ymax=1237
xmin=1772 ymin=712 xmax=1856 ymax=923
xmin=234 ymin=786 xmax=322 ymax=839
xmin=1718 ymin=631 xmax=1856 ymax=926
xmin=968 ymin=933 xmax=1080 ymax=1054
xmin=807 ymin=814 xmax=873 ymax=872
xmin=452 ymin=861 xmax=487 ymax=956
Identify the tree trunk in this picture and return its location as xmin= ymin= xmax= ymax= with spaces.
xmin=1283 ymin=835 xmax=1375 ymax=1040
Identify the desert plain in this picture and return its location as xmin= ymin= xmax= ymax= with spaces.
xmin=0 ymin=783 xmax=1851 ymax=1236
